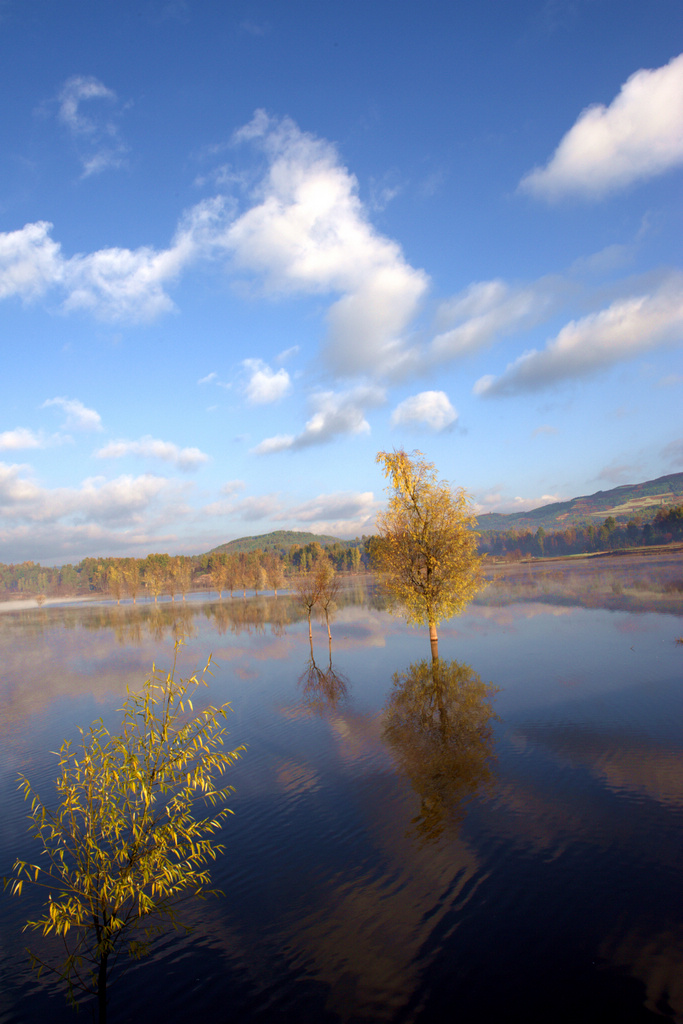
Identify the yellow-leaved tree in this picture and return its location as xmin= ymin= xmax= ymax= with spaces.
xmin=5 ymin=640 xmax=244 ymax=1023
xmin=374 ymin=449 xmax=484 ymax=658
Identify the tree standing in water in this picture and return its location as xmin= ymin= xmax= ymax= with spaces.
xmin=374 ymin=449 xmax=484 ymax=659
xmin=315 ymin=555 xmax=340 ymax=640
xmin=5 ymin=641 xmax=243 ymax=1023
xmin=295 ymin=567 xmax=319 ymax=639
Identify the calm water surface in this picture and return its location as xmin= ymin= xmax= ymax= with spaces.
xmin=1 ymin=557 xmax=682 ymax=1024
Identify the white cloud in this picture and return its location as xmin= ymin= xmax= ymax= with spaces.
xmin=0 ymin=462 xmax=41 ymax=508
xmin=0 ymin=221 xmax=64 ymax=301
xmin=283 ymin=491 xmax=376 ymax=524
xmin=276 ymin=345 xmax=299 ymax=363
xmin=57 ymin=75 xmax=128 ymax=177
xmin=242 ymin=358 xmax=291 ymax=403
xmin=390 ymin=391 xmax=457 ymax=431
xmin=250 ymin=434 xmax=295 ymax=455
xmin=252 ymin=384 xmax=385 ymax=453
xmin=0 ymin=462 xmax=193 ymax=562
xmin=520 ymin=53 xmax=683 ymax=200
xmin=0 ymin=113 xmax=428 ymax=347
xmin=220 ymin=479 xmax=246 ymax=496
xmin=226 ymin=112 xmax=429 ymax=377
xmin=474 ymin=491 xmax=565 ymax=515
xmin=0 ymin=462 xmax=179 ymax=525
xmin=43 ymin=397 xmax=103 ymax=431
xmin=198 ymin=372 xmax=217 ymax=384
xmin=96 ymin=436 xmax=210 ymax=471
xmin=430 ymin=279 xmax=557 ymax=360
xmin=0 ymin=428 xmax=44 ymax=451
xmin=61 ymin=198 xmax=223 ymax=320
xmin=281 ymin=490 xmax=378 ymax=536
xmin=474 ymin=273 xmax=683 ymax=397
xmin=0 ymin=197 xmax=228 ymax=321
xmin=204 ymin=488 xmax=378 ymax=537
xmin=58 ymin=75 xmax=116 ymax=133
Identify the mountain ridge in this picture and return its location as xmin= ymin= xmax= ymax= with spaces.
xmin=476 ymin=472 xmax=683 ymax=533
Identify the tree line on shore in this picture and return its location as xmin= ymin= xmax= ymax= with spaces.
xmin=479 ymin=505 xmax=683 ymax=560
xmin=2 ymin=505 xmax=681 ymax=601
xmin=0 ymin=539 xmax=368 ymax=601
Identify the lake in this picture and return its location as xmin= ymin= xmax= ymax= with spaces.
xmin=1 ymin=554 xmax=682 ymax=1023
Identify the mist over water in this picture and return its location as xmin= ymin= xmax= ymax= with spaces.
xmin=1 ymin=556 xmax=682 ymax=1024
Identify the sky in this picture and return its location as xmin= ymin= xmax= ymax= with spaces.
xmin=1 ymin=0 xmax=682 ymax=565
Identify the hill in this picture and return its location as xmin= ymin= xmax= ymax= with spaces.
xmin=203 ymin=475 xmax=683 ymax=555
xmin=206 ymin=530 xmax=345 ymax=557
xmin=476 ymin=472 xmax=683 ymax=533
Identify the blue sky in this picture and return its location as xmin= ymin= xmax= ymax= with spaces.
xmin=1 ymin=0 xmax=681 ymax=564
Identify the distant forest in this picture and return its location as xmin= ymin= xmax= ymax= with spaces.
xmin=1 ymin=506 xmax=681 ymax=602
xmin=479 ymin=504 xmax=683 ymax=560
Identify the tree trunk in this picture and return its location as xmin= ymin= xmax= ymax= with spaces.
xmin=429 ymin=621 xmax=438 ymax=661
xmin=97 ymin=952 xmax=108 ymax=1023
xmin=307 ymin=608 xmax=313 ymax=639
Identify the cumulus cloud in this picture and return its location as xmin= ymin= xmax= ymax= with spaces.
xmin=0 ymin=461 xmax=178 ymax=525
xmin=520 ymin=53 xmax=683 ymax=200
xmin=390 ymin=391 xmax=457 ymax=431
xmin=242 ymin=358 xmax=291 ymax=403
xmin=205 ymin=488 xmax=377 ymax=537
xmin=57 ymin=75 xmax=128 ymax=177
xmin=0 ymin=197 xmax=227 ymax=321
xmin=42 ymin=397 xmax=103 ymax=431
xmin=0 ymin=428 xmax=44 ymax=451
xmin=284 ymin=491 xmax=376 ymax=524
xmin=430 ymin=279 xmax=556 ymax=360
xmin=250 ymin=434 xmax=295 ymax=455
xmin=62 ymin=198 xmax=225 ymax=320
xmin=281 ymin=490 xmax=377 ymax=535
xmin=474 ymin=273 xmax=683 ymax=397
xmin=96 ymin=436 xmax=210 ymax=471
xmin=0 ymin=221 xmax=64 ymax=301
xmin=252 ymin=384 xmax=384 ymax=453
xmin=0 ymin=462 xmax=192 ymax=562
xmin=0 ymin=112 xmax=428 ymax=347
xmin=226 ymin=112 xmax=429 ymax=377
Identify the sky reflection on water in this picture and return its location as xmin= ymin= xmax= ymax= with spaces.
xmin=1 ymin=559 xmax=682 ymax=1023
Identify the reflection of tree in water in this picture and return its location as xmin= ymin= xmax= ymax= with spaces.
xmin=112 ymin=617 xmax=142 ymax=646
xmin=298 ymin=636 xmax=349 ymax=714
xmin=383 ymin=658 xmax=500 ymax=844
xmin=207 ymin=596 xmax=295 ymax=637
xmin=171 ymin=604 xmax=196 ymax=640
xmin=1 ymin=582 xmax=375 ymax=646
